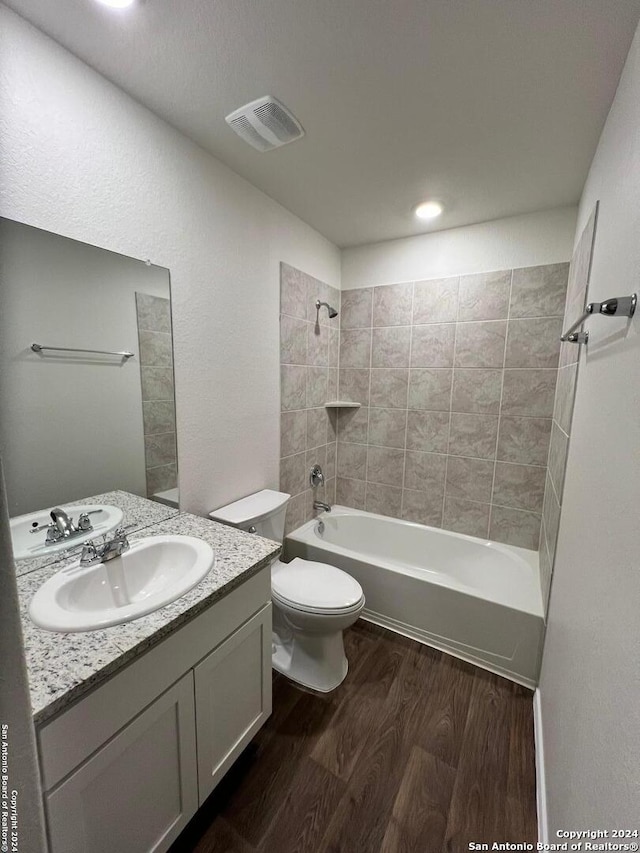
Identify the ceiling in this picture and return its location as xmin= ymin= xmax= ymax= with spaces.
xmin=7 ymin=0 xmax=640 ymax=248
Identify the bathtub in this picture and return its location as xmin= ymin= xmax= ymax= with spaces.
xmin=284 ymin=506 xmax=545 ymax=687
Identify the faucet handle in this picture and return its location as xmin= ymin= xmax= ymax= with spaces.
xmin=80 ymin=541 xmax=98 ymax=566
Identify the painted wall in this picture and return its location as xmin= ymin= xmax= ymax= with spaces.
xmin=0 ymin=6 xmax=340 ymax=518
xmin=539 ymin=20 xmax=640 ymax=831
xmin=341 ymin=207 xmax=577 ymax=290
xmin=0 ymin=219 xmax=170 ymax=516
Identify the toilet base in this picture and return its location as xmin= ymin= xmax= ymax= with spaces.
xmin=272 ymin=629 xmax=349 ymax=693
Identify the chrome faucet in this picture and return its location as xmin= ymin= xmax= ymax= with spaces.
xmin=80 ymin=529 xmax=130 ymax=567
xmin=313 ymin=500 xmax=332 ymax=513
xmin=50 ymin=507 xmax=76 ymax=537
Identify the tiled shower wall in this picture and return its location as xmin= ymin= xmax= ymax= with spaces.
xmin=335 ymin=264 xmax=570 ymax=550
xmin=539 ymin=206 xmax=598 ymax=605
xmin=279 ymin=263 xmax=340 ymax=534
xmin=135 ymin=292 xmax=178 ymax=498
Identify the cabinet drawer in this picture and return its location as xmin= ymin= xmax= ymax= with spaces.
xmin=45 ymin=673 xmax=197 ymax=853
xmin=195 ymin=603 xmax=272 ymax=804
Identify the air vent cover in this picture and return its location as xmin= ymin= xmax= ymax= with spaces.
xmin=225 ymin=96 xmax=305 ymax=151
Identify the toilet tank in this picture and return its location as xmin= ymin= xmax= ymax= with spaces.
xmin=209 ymin=489 xmax=290 ymax=543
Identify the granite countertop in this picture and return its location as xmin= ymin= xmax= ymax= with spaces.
xmin=15 ymin=490 xmax=180 ymax=577
xmin=19 ymin=511 xmax=280 ymax=725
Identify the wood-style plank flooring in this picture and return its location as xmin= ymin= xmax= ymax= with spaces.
xmin=170 ymin=620 xmax=537 ymax=853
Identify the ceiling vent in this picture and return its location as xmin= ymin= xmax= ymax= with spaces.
xmin=225 ymin=96 xmax=305 ymax=151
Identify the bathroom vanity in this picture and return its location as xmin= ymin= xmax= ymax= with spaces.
xmin=17 ymin=504 xmax=279 ymax=853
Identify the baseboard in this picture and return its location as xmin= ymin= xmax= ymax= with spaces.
xmin=533 ymin=688 xmax=549 ymax=844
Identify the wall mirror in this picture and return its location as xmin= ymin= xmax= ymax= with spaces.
xmin=0 ymin=218 xmax=180 ymax=570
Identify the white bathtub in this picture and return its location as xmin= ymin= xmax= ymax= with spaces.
xmin=284 ymin=506 xmax=545 ymax=687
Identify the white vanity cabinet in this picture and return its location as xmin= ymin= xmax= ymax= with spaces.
xmin=37 ymin=567 xmax=272 ymax=853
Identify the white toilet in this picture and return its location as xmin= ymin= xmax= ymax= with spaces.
xmin=209 ymin=489 xmax=365 ymax=692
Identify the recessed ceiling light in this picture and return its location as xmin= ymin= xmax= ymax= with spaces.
xmin=415 ymin=201 xmax=443 ymax=220
xmin=95 ymin=0 xmax=135 ymax=8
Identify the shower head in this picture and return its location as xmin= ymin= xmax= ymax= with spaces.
xmin=315 ymin=299 xmax=338 ymax=319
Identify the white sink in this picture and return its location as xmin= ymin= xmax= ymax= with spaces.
xmin=10 ymin=504 xmax=124 ymax=561
xmin=29 ymin=535 xmax=215 ymax=632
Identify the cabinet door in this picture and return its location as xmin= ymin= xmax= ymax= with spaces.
xmin=194 ymin=603 xmax=272 ymax=803
xmin=45 ymin=673 xmax=197 ymax=853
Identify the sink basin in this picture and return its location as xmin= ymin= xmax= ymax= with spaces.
xmin=10 ymin=504 xmax=124 ymax=561
xmin=29 ymin=535 xmax=215 ymax=632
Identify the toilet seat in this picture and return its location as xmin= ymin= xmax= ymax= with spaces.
xmin=272 ymin=558 xmax=364 ymax=615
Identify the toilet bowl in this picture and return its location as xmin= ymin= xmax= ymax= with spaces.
xmin=271 ymin=557 xmax=365 ymax=692
xmin=209 ymin=489 xmax=365 ymax=692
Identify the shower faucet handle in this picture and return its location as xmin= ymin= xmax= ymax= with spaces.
xmin=309 ymin=464 xmax=325 ymax=488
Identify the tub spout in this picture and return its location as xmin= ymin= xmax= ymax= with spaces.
xmin=313 ymin=500 xmax=332 ymax=513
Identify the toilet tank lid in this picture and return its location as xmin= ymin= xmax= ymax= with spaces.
xmin=209 ymin=489 xmax=290 ymax=526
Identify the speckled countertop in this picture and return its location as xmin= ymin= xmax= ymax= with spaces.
xmin=19 ymin=511 xmax=280 ymax=725
xmin=15 ymin=490 xmax=180 ymax=577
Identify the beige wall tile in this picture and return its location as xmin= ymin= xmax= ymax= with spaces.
xmin=280 ymin=314 xmax=308 ymax=364
xmin=281 ymin=410 xmax=307 ymax=457
xmin=496 ymin=416 xmax=551 ymax=466
xmin=403 ymin=450 xmax=447 ymax=493
xmin=306 ymin=366 xmax=328 ymax=408
xmin=306 ymin=407 xmax=328 ymax=449
xmin=401 ymin=489 xmax=444 ymax=527
xmin=413 ymin=278 xmax=459 ymax=324
xmin=340 ymin=329 xmax=372 ymax=368
xmin=510 ymin=263 xmax=569 ymax=318
xmin=341 ymin=288 xmax=372 ymax=329
xmin=338 ymin=368 xmax=371 ymax=406
xmin=505 ymin=318 xmax=562 ymax=368
xmin=365 ymin=483 xmax=403 ymax=517
xmin=406 ymin=410 xmax=450 ymax=453
xmin=139 ymin=329 xmax=173 ymax=366
xmin=448 ymin=413 xmax=498 ymax=460
xmin=140 ymin=366 xmax=174 ymax=402
xmin=370 ymin=368 xmax=409 ymax=408
xmin=553 ymin=363 xmax=578 ymax=434
xmin=501 ymin=369 xmax=557 ymax=417
xmin=337 ymin=406 xmax=369 ymax=443
xmin=369 ymin=407 xmax=407 ymax=448
xmin=410 ymin=324 xmax=456 ymax=367
xmin=548 ymin=421 xmax=569 ymax=503
xmin=143 ymin=400 xmax=176 ymax=435
xmin=367 ymin=445 xmax=405 ymax=487
xmin=337 ymin=442 xmax=368 ymax=480
xmin=458 ymin=271 xmax=511 ymax=321
xmin=454 ymin=321 xmax=507 ymax=368
xmin=146 ymin=463 xmax=177 ymax=496
xmin=542 ymin=472 xmax=561 ymax=557
xmin=451 ymin=369 xmax=502 ymax=414
xmin=493 ymin=461 xmax=546 ymax=512
xmin=373 ymin=282 xmax=413 ymax=326
xmin=280 ymin=262 xmax=308 ymax=320
xmin=280 ymin=451 xmax=306 ymax=496
xmin=135 ymin=293 xmax=171 ymax=333
xmin=445 ymin=456 xmax=494 ymax=502
xmin=144 ymin=433 xmax=176 ymax=468
xmin=326 ymin=442 xmax=337 ymax=480
xmin=281 ymin=364 xmax=306 ymax=411
xmin=372 ymin=326 xmax=411 ymax=367
xmin=336 ymin=477 xmax=366 ymax=509
xmin=307 ymin=321 xmax=329 ymax=366
xmin=490 ymin=506 xmax=541 ymax=550
xmin=443 ymin=497 xmax=490 ymax=539
xmin=408 ymin=368 xmax=452 ymax=411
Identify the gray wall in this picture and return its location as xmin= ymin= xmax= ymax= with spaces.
xmin=334 ymin=265 xmax=569 ymax=550
xmin=0 ymin=219 xmax=171 ymax=516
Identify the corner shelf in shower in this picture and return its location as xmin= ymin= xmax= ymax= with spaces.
xmin=324 ymin=401 xmax=361 ymax=409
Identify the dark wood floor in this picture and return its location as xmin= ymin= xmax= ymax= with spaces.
xmin=171 ymin=620 xmax=537 ymax=853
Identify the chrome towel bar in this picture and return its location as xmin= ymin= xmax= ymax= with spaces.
xmin=31 ymin=343 xmax=135 ymax=359
xmin=560 ymin=293 xmax=636 ymax=345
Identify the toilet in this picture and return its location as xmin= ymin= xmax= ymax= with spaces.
xmin=209 ymin=489 xmax=365 ymax=692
